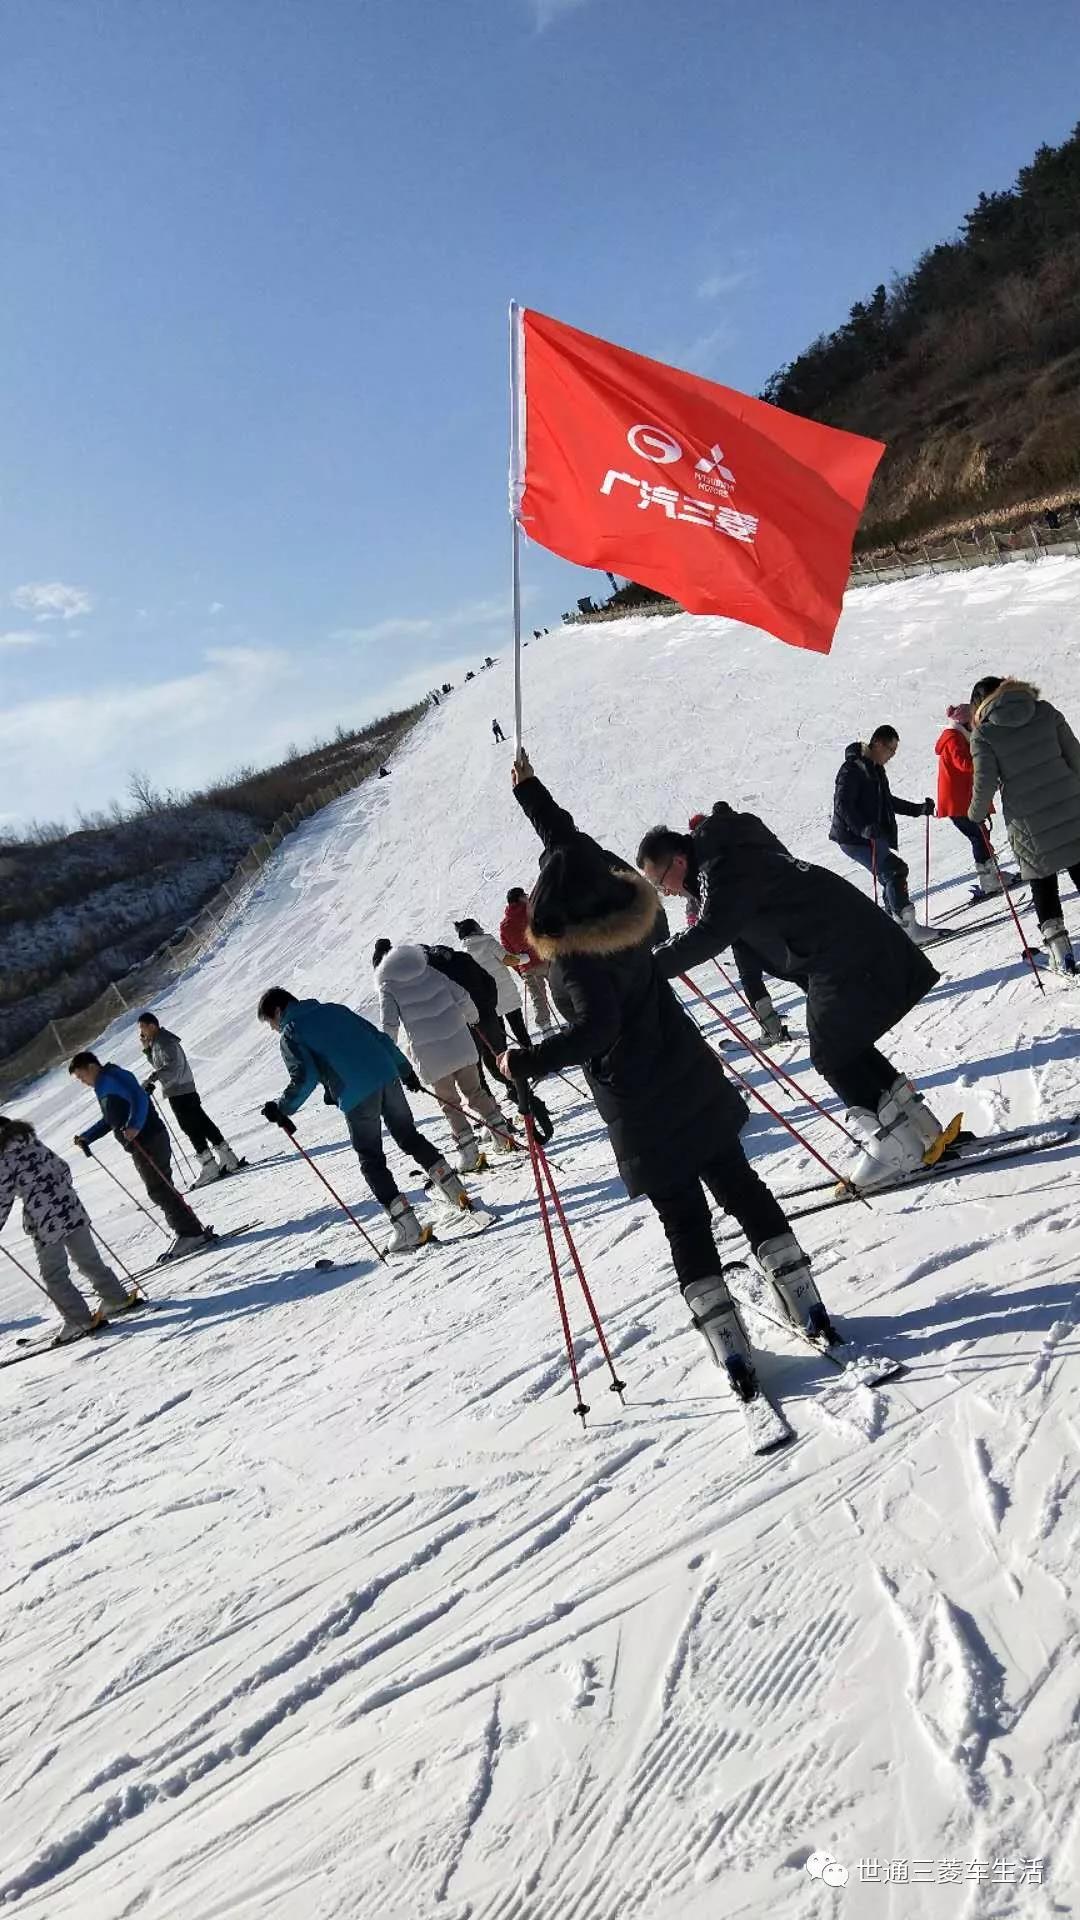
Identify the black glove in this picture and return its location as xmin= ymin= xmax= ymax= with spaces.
xmin=261 ymin=1101 xmax=296 ymax=1135
xmin=923 ymin=798 xmax=936 ymax=816
xmin=399 ymin=1066 xmax=421 ymax=1093
xmin=142 ymin=1076 xmax=158 ymax=1095
xmin=73 ymin=1134 xmax=91 ymax=1156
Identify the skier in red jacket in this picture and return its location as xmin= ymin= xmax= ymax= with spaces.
xmin=935 ymin=703 xmax=1017 ymax=898
xmin=499 ymin=888 xmax=555 ymax=1033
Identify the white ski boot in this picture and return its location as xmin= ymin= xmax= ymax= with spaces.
xmin=753 ymin=994 xmax=790 ymax=1045
xmin=898 ymin=903 xmax=937 ymax=946
xmin=488 ymin=1120 xmax=520 ymax=1155
xmin=1040 ymin=916 xmax=1076 ymax=975
xmin=215 ymin=1141 xmax=242 ymax=1174
xmin=455 ymin=1132 xmax=482 ymax=1174
xmin=847 ymin=1077 xmax=949 ymax=1188
xmin=189 ymin=1149 xmax=222 ymax=1189
xmin=385 ymin=1196 xmax=422 ymax=1252
xmin=428 ymin=1157 xmax=471 ymax=1212
xmin=756 ymin=1233 xmax=839 ymax=1343
xmin=683 ymin=1275 xmax=758 ymax=1403
xmin=974 ymin=859 xmax=1002 ymax=897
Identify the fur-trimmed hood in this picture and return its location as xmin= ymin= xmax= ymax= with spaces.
xmin=530 ymin=870 xmax=660 ymax=961
xmin=975 ymin=679 xmax=1039 ymax=728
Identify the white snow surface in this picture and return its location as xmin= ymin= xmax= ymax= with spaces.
xmin=3 ymin=559 xmax=1080 ymax=1918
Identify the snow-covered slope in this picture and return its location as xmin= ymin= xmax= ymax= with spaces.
xmin=3 ymin=559 xmax=1080 ymax=1918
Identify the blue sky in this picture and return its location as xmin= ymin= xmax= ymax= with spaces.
xmin=3 ymin=0 xmax=1078 ymax=825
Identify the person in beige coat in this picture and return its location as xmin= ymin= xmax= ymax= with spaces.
xmin=375 ymin=943 xmax=509 ymax=1171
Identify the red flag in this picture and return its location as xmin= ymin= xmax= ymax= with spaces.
xmin=515 ymin=308 xmax=885 ymax=656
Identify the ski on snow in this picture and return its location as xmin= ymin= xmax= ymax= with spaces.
xmin=738 ymin=1387 xmax=795 ymax=1455
xmin=129 ymin=1221 xmax=260 ymax=1283
xmin=727 ymin=1264 xmax=904 ymax=1390
xmin=380 ymin=1205 xmax=498 ymax=1258
xmin=768 ymin=1113 xmax=1080 ymax=1209
xmin=778 ymin=1118 xmax=1080 ymax=1222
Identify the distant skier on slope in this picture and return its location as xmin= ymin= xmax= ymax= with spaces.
xmin=137 ymin=1012 xmax=242 ymax=1190
xmin=829 ymin=726 xmax=936 ymax=944
xmin=969 ymin=675 xmax=1080 ymax=975
xmin=499 ymin=753 xmax=839 ymax=1415
xmin=0 ymin=1114 xmax=137 ymax=1337
xmin=69 ymin=1053 xmax=212 ymax=1257
xmin=636 ymin=805 xmax=952 ymax=1190
xmin=256 ymin=988 xmax=472 ymax=1252
xmin=375 ymin=943 xmax=512 ymax=1172
xmin=492 ymin=718 xmax=506 ymax=743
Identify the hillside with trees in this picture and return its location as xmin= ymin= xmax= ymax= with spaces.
xmin=763 ymin=124 xmax=1080 ymax=546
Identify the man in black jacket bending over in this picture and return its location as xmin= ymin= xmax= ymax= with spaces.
xmin=637 ymin=803 xmax=952 ymax=1190
xmin=829 ymin=726 xmax=935 ymax=944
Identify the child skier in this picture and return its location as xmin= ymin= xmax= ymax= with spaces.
xmin=0 ymin=1115 xmax=137 ymax=1339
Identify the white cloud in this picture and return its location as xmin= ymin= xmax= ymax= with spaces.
xmin=676 ymin=323 xmax=739 ymax=375
xmin=529 ymin=0 xmax=589 ymax=28
xmin=333 ymin=593 xmax=510 ymax=650
xmin=11 ymin=581 xmax=94 ymax=622
xmin=698 ymin=267 xmax=752 ymax=300
xmin=208 ymin=602 xmax=225 ymax=616
xmin=0 ymin=630 xmax=42 ymax=648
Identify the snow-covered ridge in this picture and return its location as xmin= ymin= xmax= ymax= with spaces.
xmin=2 ymin=559 xmax=1079 ymax=1917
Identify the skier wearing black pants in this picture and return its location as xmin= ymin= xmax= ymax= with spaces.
xmin=636 ymin=804 xmax=948 ymax=1189
xmin=500 ymin=753 xmax=838 ymax=1413
xmin=137 ymin=1012 xmax=242 ymax=1189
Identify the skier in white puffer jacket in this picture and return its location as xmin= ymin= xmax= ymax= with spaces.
xmin=375 ymin=943 xmax=509 ymax=1171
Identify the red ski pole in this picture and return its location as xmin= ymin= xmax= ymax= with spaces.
xmin=924 ymin=813 xmax=931 ymax=924
xmin=531 ymin=1125 xmax=625 ymax=1402
xmin=678 ymin=977 xmax=868 ymax=1204
xmin=271 ymin=1119 xmax=388 ymax=1265
xmin=687 ymin=970 xmax=862 ymax=1149
xmin=981 ymin=827 xmax=1045 ymax=995
xmin=522 ymin=1109 xmax=589 ymax=1427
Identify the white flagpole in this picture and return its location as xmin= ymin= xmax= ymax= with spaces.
xmin=508 ymin=300 xmax=525 ymax=755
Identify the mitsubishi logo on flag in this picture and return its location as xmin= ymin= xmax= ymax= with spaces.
xmin=513 ymin=307 xmax=885 ymax=655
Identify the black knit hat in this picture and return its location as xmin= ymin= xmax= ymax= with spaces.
xmin=528 ymin=843 xmax=638 ymax=940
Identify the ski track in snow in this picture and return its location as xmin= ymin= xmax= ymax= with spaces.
xmin=2 ymin=562 xmax=1080 ymax=1915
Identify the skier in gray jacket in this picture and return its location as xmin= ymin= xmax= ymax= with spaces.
xmin=137 ymin=1012 xmax=242 ymax=1188
xmin=969 ymin=677 xmax=1080 ymax=974
xmin=0 ymin=1115 xmax=135 ymax=1337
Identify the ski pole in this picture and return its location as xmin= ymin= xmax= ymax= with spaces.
xmin=473 ymin=1023 xmax=579 ymax=1111
xmin=0 ymin=1237 xmax=54 ymax=1303
xmin=129 ymin=1135 xmax=206 ymax=1215
xmin=151 ymin=1093 xmax=195 ymax=1180
xmin=269 ymin=1117 xmax=388 ymax=1266
xmin=678 ymin=977 xmax=868 ymax=1204
xmin=684 ymin=971 xmax=862 ymax=1149
xmin=871 ymin=836 xmax=879 ymax=908
xmin=83 ymin=1145 xmax=170 ymax=1237
xmin=981 ymin=827 xmax=1045 ymax=995
xmin=532 ymin=1124 xmax=625 ymax=1403
xmin=714 ymin=957 xmax=753 ymax=1016
xmin=90 ymin=1223 xmax=136 ymax=1281
xmin=924 ymin=814 xmax=931 ymax=925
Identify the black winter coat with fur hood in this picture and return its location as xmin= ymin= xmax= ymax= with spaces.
xmin=511 ymin=777 xmax=747 ymax=1196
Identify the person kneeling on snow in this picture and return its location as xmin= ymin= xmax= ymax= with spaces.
xmin=0 ymin=1114 xmax=138 ymax=1339
xmin=256 ymin=988 xmax=470 ymax=1253
xmin=69 ymin=1052 xmax=211 ymax=1258
xmin=374 ymin=944 xmax=512 ymax=1173
xmin=499 ymin=753 xmax=840 ymax=1411
xmin=137 ymin=1011 xmax=242 ymax=1190
xmin=637 ymin=807 xmax=951 ymax=1191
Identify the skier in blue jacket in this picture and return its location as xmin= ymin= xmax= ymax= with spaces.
xmin=69 ymin=1052 xmax=211 ymax=1256
xmin=256 ymin=990 xmax=473 ymax=1251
